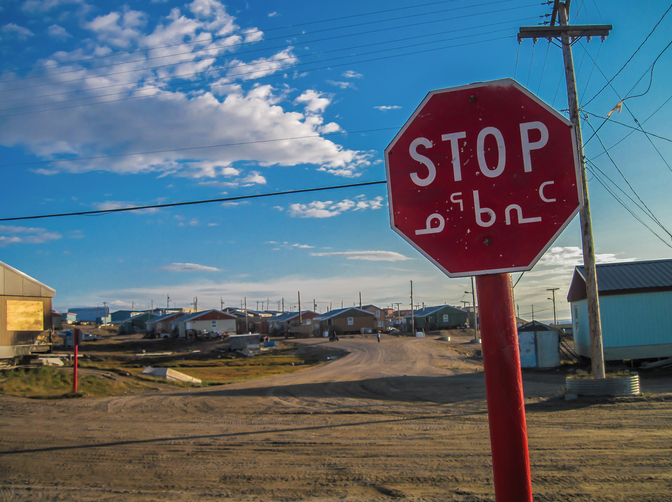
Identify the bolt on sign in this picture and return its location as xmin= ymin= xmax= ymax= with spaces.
xmin=385 ymin=78 xmax=582 ymax=277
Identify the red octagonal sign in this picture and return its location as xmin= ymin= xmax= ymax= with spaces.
xmin=386 ymin=79 xmax=583 ymax=277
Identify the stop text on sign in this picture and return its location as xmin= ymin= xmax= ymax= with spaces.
xmin=410 ymin=121 xmax=557 ymax=235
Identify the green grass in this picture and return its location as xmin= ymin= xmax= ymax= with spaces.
xmin=0 ymin=366 xmax=155 ymax=398
xmin=78 ymin=343 xmax=321 ymax=386
xmin=0 ymin=342 xmax=324 ymax=398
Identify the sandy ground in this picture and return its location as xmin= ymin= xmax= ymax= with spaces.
xmin=0 ymin=332 xmax=671 ymax=501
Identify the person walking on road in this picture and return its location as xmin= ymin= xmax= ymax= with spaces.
xmin=376 ymin=330 xmax=381 ymax=343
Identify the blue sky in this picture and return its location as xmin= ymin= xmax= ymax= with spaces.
xmin=1 ymin=0 xmax=671 ymax=323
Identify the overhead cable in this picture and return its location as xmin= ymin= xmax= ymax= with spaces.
xmin=0 ymin=181 xmax=388 ymax=223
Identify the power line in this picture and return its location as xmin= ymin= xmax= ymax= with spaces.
xmin=0 ymin=33 xmax=515 ymax=118
xmin=0 ymin=16 xmax=535 ymax=112
xmin=586 ymin=160 xmax=672 ymax=248
xmin=582 ymin=111 xmax=672 ymax=144
xmin=1 ymin=0 xmax=531 ymax=93
xmin=0 ymin=127 xmax=399 ymax=169
xmin=584 ymin=121 xmax=671 ymax=238
xmin=582 ymin=3 xmax=672 ymax=107
xmin=0 ymin=180 xmax=387 ymax=223
xmin=0 ymin=0 xmax=514 ymax=81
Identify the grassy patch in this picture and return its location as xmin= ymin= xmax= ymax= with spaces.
xmin=78 ymin=343 xmax=321 ymax=386
xmin=0 ymin=366 xmax=155 ymax=398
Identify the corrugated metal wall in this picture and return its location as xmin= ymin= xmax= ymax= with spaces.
xmin=572 ymin=291 xmax=672 ymax=359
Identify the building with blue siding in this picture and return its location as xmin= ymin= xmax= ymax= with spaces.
xmin=567 ymin=259 xmax=672 ymax=360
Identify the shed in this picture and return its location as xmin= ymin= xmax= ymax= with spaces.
xmin=567 ymin=259 xmax=672 ymax=360
xmin=517 ymin=320 xmax=561 ymax=368
xmin=313 ymin=307 xmax=376 ymax=336
xmin=0 ymin=261 xmax=55 ymax=360
xmin=175 ymin=310 xmax=237 ymax=338
xmin=229 ymin=333 xmax=261 ymax=351
xmin=406 ymin=305 xmax=468 ymax=330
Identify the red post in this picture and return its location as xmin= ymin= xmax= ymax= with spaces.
xmin=72 ymin=329 xmax=79 ymax=394
xmin=476 ymin=273 xmax=532 ymax=502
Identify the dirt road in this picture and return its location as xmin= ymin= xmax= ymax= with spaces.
xmin=1 ymin=333 xmax=671 ymax=501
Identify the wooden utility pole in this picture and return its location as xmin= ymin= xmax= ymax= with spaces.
xmin=518 ymin=1 xmax=610 ymax=379
xmin=410 ymin=281 xmax=415 ymax=334
xmin=298 ymin=292 xmax=302 ymax=324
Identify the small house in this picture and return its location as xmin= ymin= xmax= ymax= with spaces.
xmin=313 ymin=307 xmax=376 ymax=336
xmin=146 ymin=312 xmax=188 ymax=336
xmin=406 ymin=305 xmax=468 ymax=331
xmin=119 ymin=312 xmax=159 ymax=333
xmin=68 ymin=306 xmax=109 ymax=324
xmin=1 ymin=261 xmax=55 ymax=361
xmin=567 ymin=259 xmax=672 ymax=360
xmin=362 ymin=305 xmax=387 ymax=330
xmin=175 ymin=310 xmax=237 ymax=338
xmin=268 ymin=310 xmax=319 ymax=336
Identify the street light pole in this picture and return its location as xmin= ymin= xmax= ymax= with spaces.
xmin=547 ymin=288 xmax=559 ymax=327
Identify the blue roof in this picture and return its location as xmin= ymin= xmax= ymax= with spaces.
xmin=568 ymin=259 xmax=672 ymax=302
xmin=314 ymin=307 xmax=374 ymax=321
xmin=404 ymin=305 xmax=465 ymax=318
xmin=270 ymin=311 xmax=314 ymax=322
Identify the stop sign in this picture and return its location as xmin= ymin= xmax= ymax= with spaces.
xmin=386 ymin=78 xmax=582 ymax=277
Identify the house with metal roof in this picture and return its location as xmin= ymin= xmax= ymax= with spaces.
xmin=173 ymin=310 xmax=237 ymax=338
xmin=405 ymin=305 xmax=468 ymax=331
xmin=1 ymin=260 xmax=55 ymax=361
xmin=268 ymin=311 xmax=319 ymax=336
xmin=145 ymin=312 xmax=188 ymax=337
xmin=567 ymin=258 xmax=672 ymax=360
xmin=313 ymin=307 xmax=376 ymax=336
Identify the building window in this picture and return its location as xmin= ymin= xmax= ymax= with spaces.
xmin=376 ymin=310 xmax=380 ymax=317
xmin=377 ymin=321 xmax=383 ymax=328
xmin=347 ymin=317 xmax=354 ymax=326
xmin=212 ymin=321 xmax=217 ymax=328
xmin=443 ymin=314 xmax=449 ymax=323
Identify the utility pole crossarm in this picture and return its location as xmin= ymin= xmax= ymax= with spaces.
xmin=518 ymin=25 xmax=612 ymax=40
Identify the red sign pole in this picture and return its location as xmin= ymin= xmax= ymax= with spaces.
xmin=72 ymin=329 xmax=79 ymax=394
xmin=476 ymin=273 xmax=532 ymax=502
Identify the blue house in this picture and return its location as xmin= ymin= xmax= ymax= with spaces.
xmin=567 ymin=259 xmax=672 ymax=360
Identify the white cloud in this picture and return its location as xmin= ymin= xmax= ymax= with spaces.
xmin=0 ymin=225 xmax=62 ymax=246
xmin=226 ymin=48 xmax=297 ymax=81
xmin=311 ymin=250 xmax=411 ymax=262
xmin=375 ymin=105 xmax=401 ymax=111
xmin=22 ymin=0 xmax=83 ymax=13
xmin=295 ymin=89 xmax=330 ymax=113
xmin=286 ymin=196 xmax=383 ymax=218
xmin=268 ymin=12 xmax=279 ymax=18
xmin=2 ymin=23 xmax=34 ymax=40
xmin=47 ymin=24 xmax=72 ymax=39
xmin=0 ymin=1 xmax=370 ymax=181
xmin=266 ymin=241 xmax=315 ymax=250
xmin=85 ymin=10 xmax=147 ymax=48
xmin=162 ymin=262 xmax=220 ymax=272
xmin=241 ymin=171 xmax=266 ymax=185
xmin=327 ymin=80 xmax=357 ymax=90
xmin=537 ymin=246 xmax=634 ymax=269
xmin=343 ymin=70 xmax=363 ymax=79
